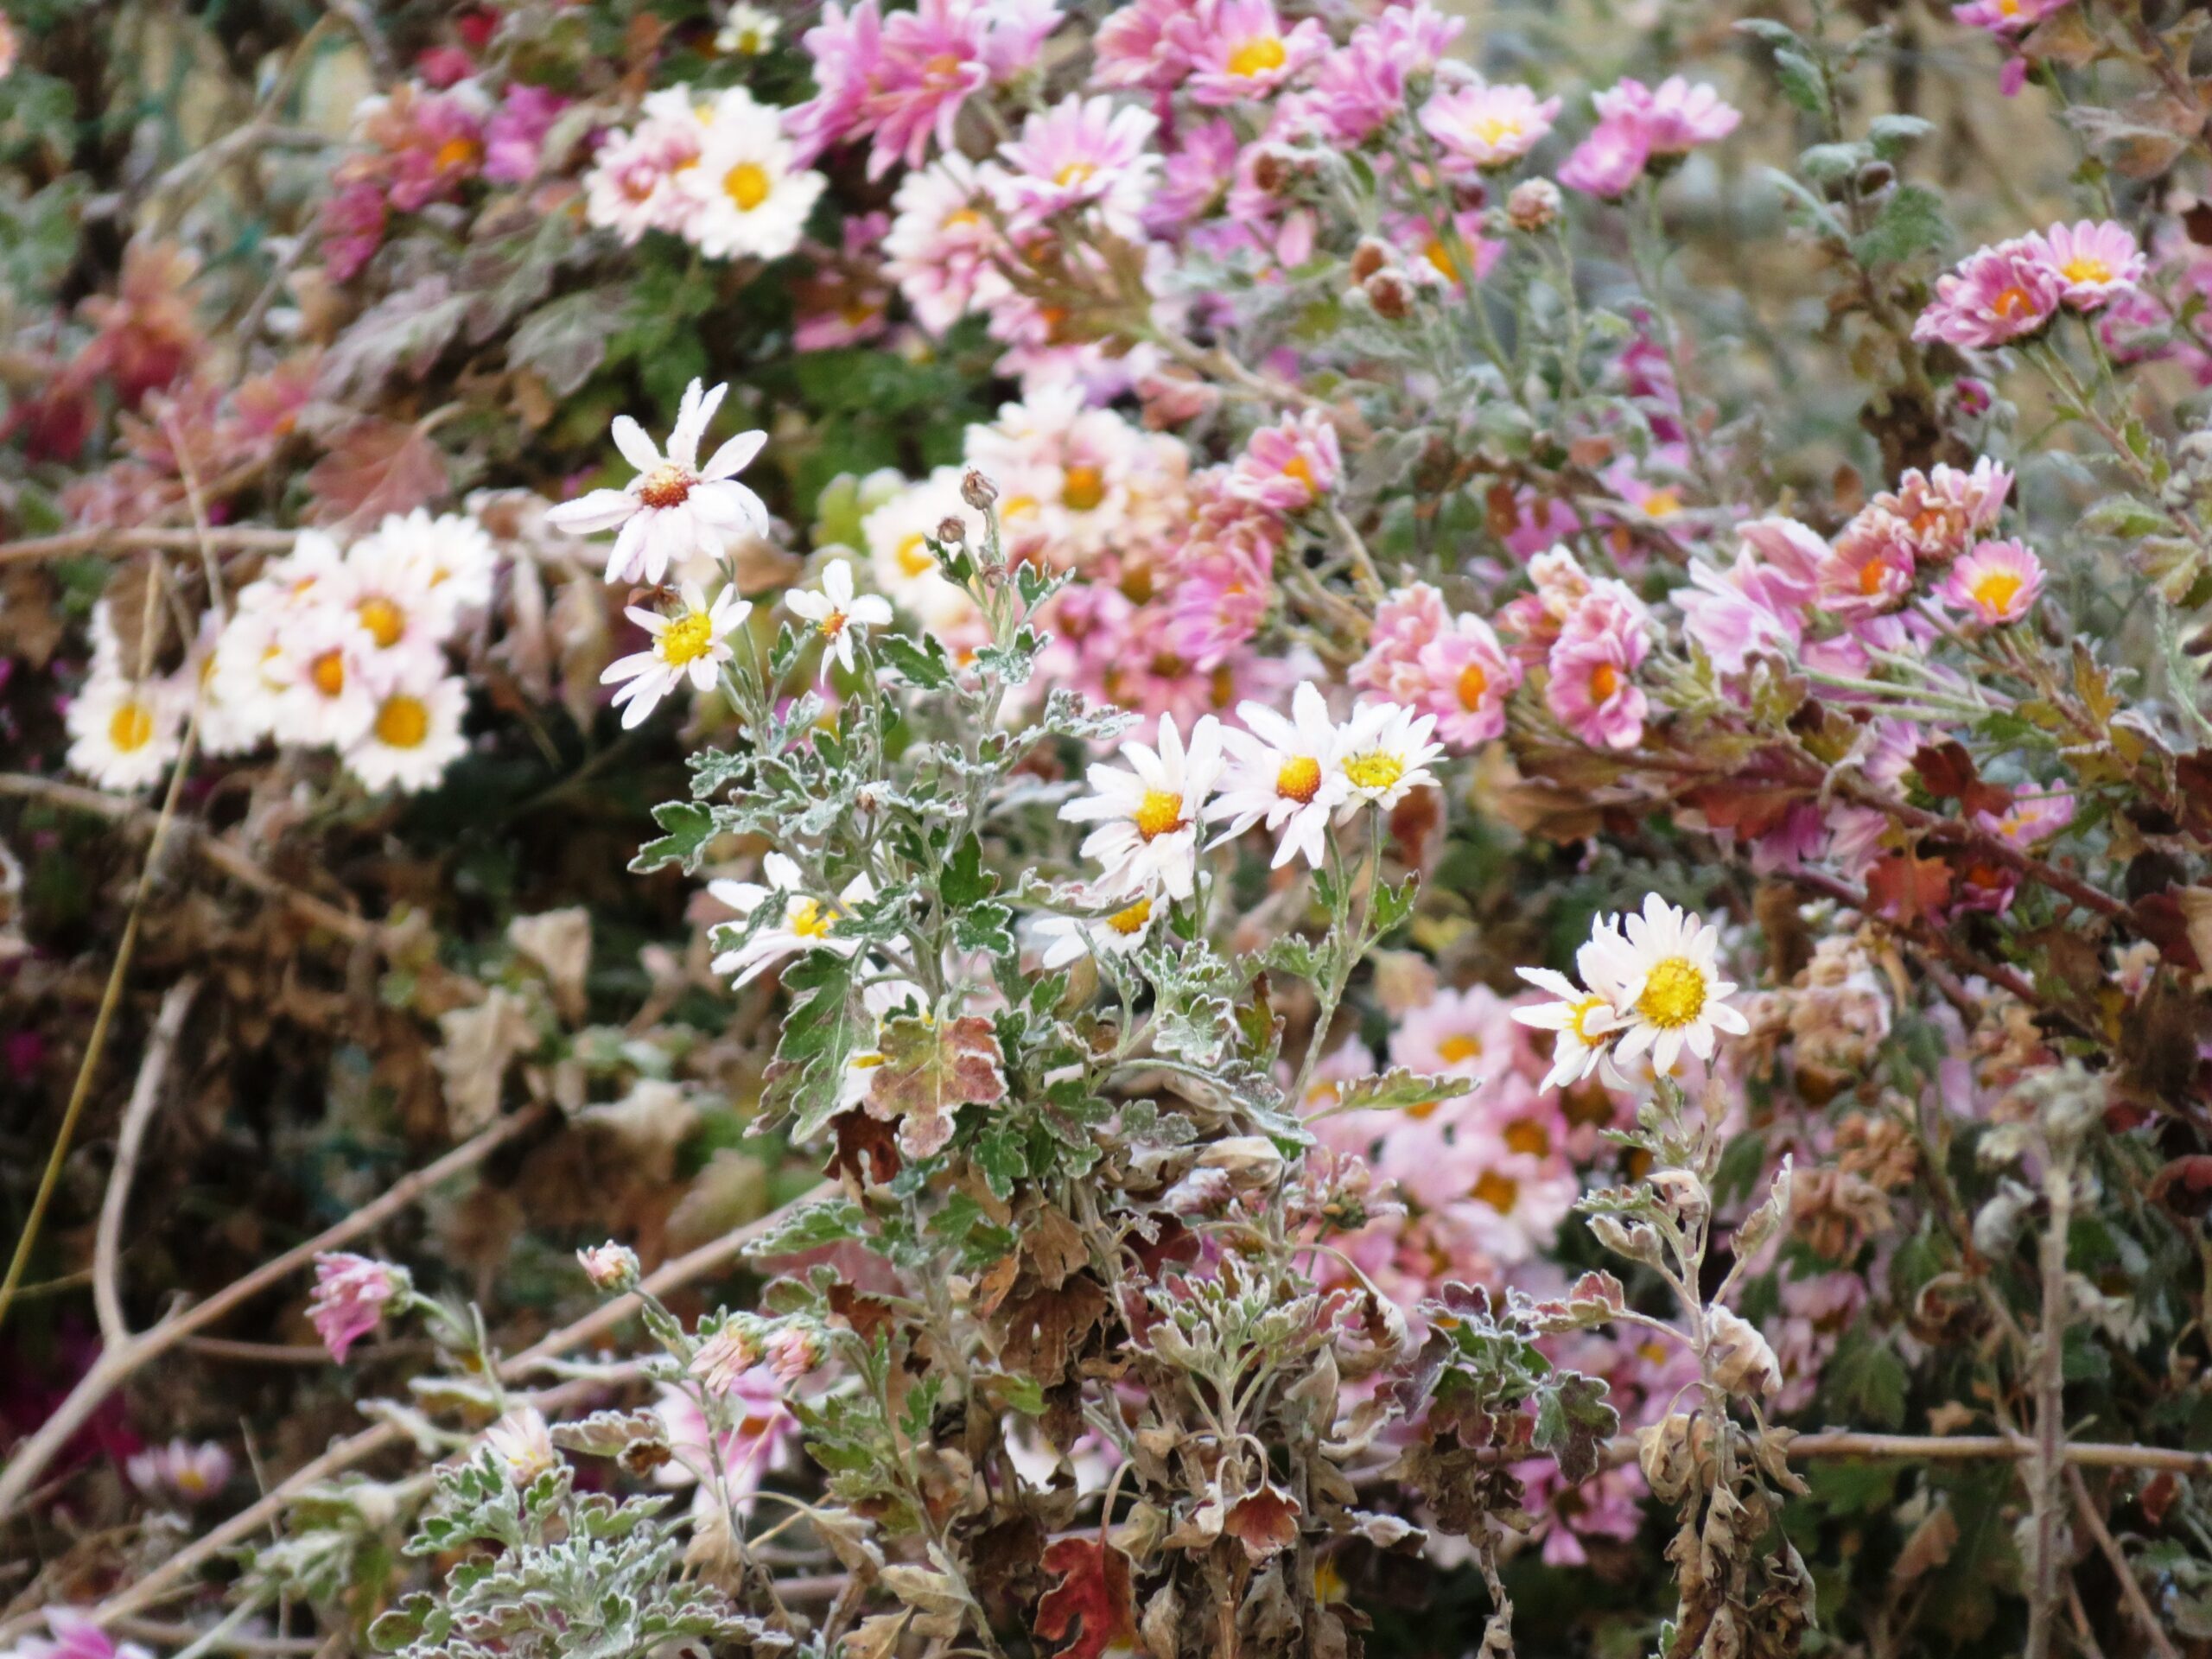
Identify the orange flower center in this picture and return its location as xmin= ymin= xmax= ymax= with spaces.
xmin=1471 ymin=1170 xmax=1519 ymax=1213
xmin=1135 ymin=789 xmax=1185 ymax=841
xmin=1503 ymin=1119 xmax=1551 ymax=1159
xmin=375 ymin=694 xmax=429 ymax=748
xmin=1061 ymin=464 xmax=1107 ymax=512
xmin=1588 ymin=661 xmax=1619 ymax=702
xmin=310 ymin=650 xmax=346 ymax=697
xmin=358 ymin=596 xmax=405 ymax=649
xmin=1456 ymin=661 xmax=1490 ymax=710
xmin=639 ymin=464 xmax=693 ymax=509
xmin=1274 ymin=754 xmax=1322 ymax=803
xmin=1436 ymin=1033 xmax=1483 ymax=1064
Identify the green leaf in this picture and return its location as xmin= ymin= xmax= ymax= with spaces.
xmin=1851 ymin=183 xmax=1947 ymax=268
xmin=1319 ymin=1067 xmax=1474 ymax=1116
xmin=1821 ymin=1325 xmax=1909 ymax=1430
xmin=942 ymin=834 xmax=995 ymax=909
xmin=952 ymin=900 xmax=1016 ymax=959
xmin=631 ymin=802 xmax=716 ymax=874
xmin=1773 ymin=48 xmax=1827 ymax=118
xmin=878 ymin=631 xmax=955 ymax=690
xmin=2080 ymin=494 xmax=2171 ymax=539
xmin=1867 ymin=112 xmax=1935 ymax=161
xmin=743 ymin=1197 xmax=869 ymax=1257
xmin=766 ymin=949 xmax=866 ymax=1144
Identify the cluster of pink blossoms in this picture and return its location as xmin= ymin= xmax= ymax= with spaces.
xmin=1913 ymin=218 xmax=2145 ymax=350
xmin=1558 ymin=75 xmax=1742 ymax=200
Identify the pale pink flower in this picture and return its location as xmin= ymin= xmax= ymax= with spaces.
xmin=1675 ymin=522 xmax=1817 ymax=674
xmin=1227 ymin=409 xmax=1339 ymax=512
xmin=2024 ymin=219 xmax=2145 ymax=310
xmin=991 ymin=94 xmax=1160 ymax=238
xmin=307 ymin=1252 xmax=406 ymax=1362
xmin=1595 ymin=76 xmax=1741 ymax=155
xmin=1147 ymin=119 xmax=1243 ymax=232
xmin=1350 ymin=582 xmax=1450 ymax=702
xmin=578 ymin=1242 xmax=641 ymax=1290
xmin=1421 ymin=83 xmax=1560 ymax=172
xmin=1171 ymin=0 xmax=1328 ymax=107
xmin=1412 ymin=615 xmax=1519 ymax=749
xmin=584 ymin=118 xmax=702 ymax=245
xmin=1545 ymin=586 xmax=1649 ymax=750
xmin=1093 ymin=0 xmax=1196 ymax=92
xmin=785 ymin=0 xmax=887 ymax=165
xmin=1557 ymin=111 xmax=1650 ymax=200
xmin=1389 ymin=983 xmax=1522 ymax=1080
xmin=1309 ymin=1 xmax=1465 ymax=145
xmin=1516 ymin=1459 xmax=1647 ymax=1565
xmin=692 ymin=1325 xmax=762 ymax=1396
xmin=1771 ymin=1273 xmax=1868 ymax=1414
xmin=1166 ymin=515 xmax=1279 ymax=670
xmin=1975 ymin=785 xmax=2075 ymax=846
xmin=1952 ymin=0 xmax=2072 ymax=35
xmin=126 ymin=1439 xmax=233 ymax=1504
xmin=1913 ymin=238 xmax=2064 ymax=348
xmin=885 ymin=154 xmax=1007 ymax=334
xmin=1820 ymin=508 xmax=1917 ymax=615
xmin=7 ymin=1611 xmax=153 ymax=1659
xmin=1870 ymin=457 xmax=2012 ymax=563
xmin=865 ymin=0 xmax=1058 ymax=178
xmin=1399 ymin=209 xmax=1503 ymax=289
xmin=1940 ymin=537 xmax=2044 ymax=624
xmin=763 ymin=1324 xmax=826 ymax=1381
xmin=483 ymin=84 xmax=569 ymax=184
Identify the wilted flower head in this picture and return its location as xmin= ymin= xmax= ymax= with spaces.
xmin=1705 ymin=1305 xmax=1780 ymax=1399
xmin=308 ymin=1253 xmax=408 ymax=1362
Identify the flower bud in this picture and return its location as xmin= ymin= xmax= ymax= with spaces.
xmin=1350 ymin=237 xmax=1394 ymax=283
xmin=961 ymin=468 xmax=999 ymax=510
xmin=764 ymin=1322 xmax=825 ymax=1381
xmin=1363 ymin=270 xmax=1414 ymax=321
xmin=935 ymin=515 xmax=966 ymax=546
xmin=1507 ymin=179 xmax=1561 ymax=232
xmin=577 ymin=1242 xmax=641 ymax=1292
xmin=690 ymin=1325 xmax=761 ymax=1396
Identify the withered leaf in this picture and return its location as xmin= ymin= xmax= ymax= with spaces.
xmin=996 ymin=1274 xmax=1110 ymax=1387
xmin=305 ymin=416 xmax=449 ymax=534
xmin=1865 ymin=849 xmax=1953 ymax=927
xmin=1910 ymin=742 xmax=2012 ymax=819
xmin=1224 ymin=1481 xmax=1303 ymax=1562
xmin=867 ymin=1014 xmax=1008 ymax=1157
xmin=1034 ymin=1536 xmax=1137 ymax=1659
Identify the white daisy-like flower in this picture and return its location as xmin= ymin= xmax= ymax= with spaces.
xmin=1058 ymin=713 xmax=1226 ymax=902
xmin=354 ymin=509 xmax=501 ymax=613
xmin=709 ymin=852 xmax=879 ymax=986
xmin=341 ymin=534 xmax=459 ymax=662
xmin=716 ymin=3 xmax=781 ymax=55
xmin=343 ymin=672 xmax=470 ymax=794
xmin=861 ymin=467 xmax=982 ymax=632
xmin=268 ymin=604 xmax=379 ymax=749
xmin=679 ymin=87 xmax=826 ymax=262
xmin=1332 ymin=700 xmax=1443 ymax=813
xmin=66 ymin=673 xmax=184 ymax=792
xmin=786 ymin=558 xmax=893 ymax=677
xmin=1211 ymin=682 xmax=1349 ymax=869
xmin=172 ymin=612 xmax=264 ymax=759
xmin=545 ymin=379 xmax=771 ymax=586
xmin=483 ymin=1406 xmax=560 ymax=1485
xmin=1580 ymin=893 xmax=1751 ymax=1076
xmin=602 ymin=582 xmax=753 ymax=728
xmin=1510 ymin=920 xmax=1632 ymax=1090
xmin=1033 ymin=889 xmax=1162 ymax=969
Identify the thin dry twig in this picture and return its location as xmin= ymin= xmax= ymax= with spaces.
xmin=92 ymin=976 xmax=203 ymax=1350
xmin=2065 ymin=1465 xmax=2181 ymax=1659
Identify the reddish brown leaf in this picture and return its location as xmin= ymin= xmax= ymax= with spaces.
xmin=1034 ymin=1536 xmax=1137 ymax=1659
xmin=1684 ymin=782 xmax=1803 ymax=841
xmin=825 ymin=1108 xmax=904 ymax=1187
xmin=1224 ymin=1481 xmax=1303 ymax=1562
xmin=868 ymin=1014 xmax=1007 ymax=1158
xmin=305 ymin=416 xmax=448 ymax=533
xmin=1910 ymin=742 xmax=2012 ymax=819
xmin=1866 ymin=849 xmax=1954 ymax=926
xmin=2149 ymin=1155 xmax=2212 ymax=1218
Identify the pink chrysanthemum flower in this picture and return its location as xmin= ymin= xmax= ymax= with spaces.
xmin=1820 ymin=507 xmax=1917 ymax=615
xmin=1912 ymin=238 xmax=2064 ymax=348
xmin=1975 ymin=785 xmax=2075 ymax=846
xmin=14 ymin=1611 xmax=154 ymax=1659
xmin=1545 ymin=585 xmax=1650 ymax=750
xmin=1165 ymin=513 xmax=1280 ymax=670
xmin=483 ymin=84 xmax=569 ymax=184
xmin=2025 ymin=219 xmax=2146 ymax=310
xmin=864 ymin=0 xmax=1058 ymax=178
xmin=307 ymin=1252 xmax=407 ymax=1362
xmin=1227 ymin=410 xmax=1340 ymax=512
xmin=1595 ymin=76 xmax=1741 ymax=155
xmin=1399 ymin=210 xmax=1504 ymax=289
xmin=785 ymin=0 xmax=887 ymax=165
xmin=884 ymin=154 xmax=1007 ymax=335
xmin=991 ymin=94 xmax=1160 ymax=238
xmin=1311 ymin=1 xmax=1466 ymax=145
xmin=1171 ymin=0 xmax=1328 ymax=108
xmin=1421 ymin=82 xmax=1561 ymax=172
xmin=1940 ymin=537 xmax=2044 ymax=624
xmin=1351 ymin=582 xmax=1450 ymax=702
xmin=1871 ymin=457 xmax=2012 ymax=563
xmin=1093 ymin=0 xmax=1196 ymax=92
xmin=1146 ymin=119 xmax=1242 ymax=233
xmin=1951 ymin=0 xmax=2072 ymax=35
xmin=318 ymin=182 xmax=388 ymax=283
xmin=1413 ymin=614 xmax=1521 ymax=749
xmin=1557 ymin=111 xmax=1650 ymax=200
xmin=584 ymin=118 xmax=702 ymax=245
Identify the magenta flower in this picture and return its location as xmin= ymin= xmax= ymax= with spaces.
xmin=785 ymin=0 xmax=887 ymax=165
xmin=2024 ymin=219 xmax=2146 ymax=310
xmin=1414 ymin=615 xmax=1521 ymax=749
xmin=1940 ymin=537 xmax=2044 ymax=624
xmin=1594 ymin=75 xmax=1741 ymax=155
xmin=1558 ymin=111 xmax=1650 ymax=200
xmin=12 ymin=1611 xmax=153 ymax=1659
xmin=1951 ymin=0 xmax=2073 ymax=35
xmin=1544 ymin=585 xmax=1650 ymax=750
xmin=1308 ymin=1 xmax=1465 ymax=146
xmin=1227 ymin=410 xmax=1340 ymax=512
xmin=1975 ymin=785 xmax=2075 ymax=846
xmin=1421 ymin=83 xmax=1561 ymax=172
xmin=482 ymin=84 xmax=569 ymax=185
xmin=317 ymin=181 xmax=388 ymax=283
xmin=1912 ymin=238 xmax=2064 ymax=348
xmin=307 ymin=1252 xmax=407 ymax=1363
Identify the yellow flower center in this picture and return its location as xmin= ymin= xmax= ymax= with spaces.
xmin=2061 ymin=254 xmax=2112 ymax=285
xmin=944 ymin=207 xmax=982 ymax=231
xmin=375 ymin=694 xmax=430 ymax=748
xmin=724 ymin=162 xmax=772 ymax=211
xmin=818 ymin=609 xmax=849 ymax=639
xmin=1457 ymin=662 xmax=1490 ymax=710
xmin=1054 ymin=161 xmax=1097 ymax=188
xmin=358 ymin=595 xmax=405 ymax=649
xmin=1274 ymin=754 xmax=1322 ymax=803
xmin=1134 ymin=789 xmax=1185 ymax=841
xmin=896 ymin=532 xmax=935 ymax=576
xmin=658 ymin=609 xmax=717 ymax=665
xmin=1405 ymin=1096 xmax=1445 ymax=1119
xmin=1471 ymin=1169 xmax=1519 ymax=1212
xmin=1424 ymin=238 xmax=1458 ymax=281
xmin=1228 ymin=34 xmax=1287 ymax=77
xmin=1061 ymin=463 xmax=1107 ymax=512
xmin=639 ymin=464 xmax=693 ymax=509
xmin=1282 ymin=454 xmax=1315 ymax=492
xmin=1470 ymin=114 xmax=1523 ymax=149
xmin=1636 ymin=957 xmax=1707 ymax=1029
xmin=1503 ymin=1119 xmax=1551 ymax=1159
xmin=1107 ymin=896 xmax=1153 ymax=936
xmin=1343 ymin=751 xmax=1404 ymax=792
xmin=109 ymin=700 xmax=155 ymax=752
xmin=1642 ymin=488 xmax=1681 ymax=518
xmin=1567 ymin=995 xmax=1610 ymax=1043
xmin=1436 ymin=1033 xmax=1483 ymax=1064
xmin=1971 ymin=569 xmax=2024 ymax=616
xmin=310 ymin=650 xmax=347 ymax=697
xmin=1588 ymin=662 xmax=1619 ymax=702
xmin=788 ymin=897 xmax=832 ymax=938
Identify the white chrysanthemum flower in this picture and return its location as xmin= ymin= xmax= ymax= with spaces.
xmin=341 ymin=532 xmax=460 ymax=662
xmin=602 ymin=582 xmax=753 ymax=728
xmin=172 ymin=612 xmax=264 ymax=758
xmin=354 ymin=509 xmax=500 ymax=614
xmin=1211 ymin=683 xmax=1350 ymax=869
xmin=483 ymin=1406 xmax=559 ymax=1485
xmin=545 ymin=379 xmax=770 ymax=585
xmin=709 ymin=852 xmax=878 ymax=986
xmin=268 ymin=604 xmax=379 ymax=749
xmin=786 ymin=558 xmax=893 ymax=677
xmin=679 ymin=88 xmax=825 ymax=262
xmin=716 ymin=3 xmax=780 ymax=54
xmin=343 ymin=673 xmax=470 ymax=793
xmin=1034 ymin=890 xmax=1162 ymax=969
xmin=861 ymin=467 xmax=982 ymax=632
xmin=1332 ymin=700 xmax=1443 ymax=813
xmin=1510 ymin=921 xmax=1632 ymax=1090
xmin=66 ymin=673 xmax=183 ymax=791
xmin=1580 ymin=894 xmax=1751 ymax=1075
xmin=1058 ymin=713 xmax=1226 ymax=902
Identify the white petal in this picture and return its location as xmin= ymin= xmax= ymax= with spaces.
xmin=703 ymin=429 xmax=768 ymax=480
xmin=611 ymin=416 xmax=664 ymax=475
